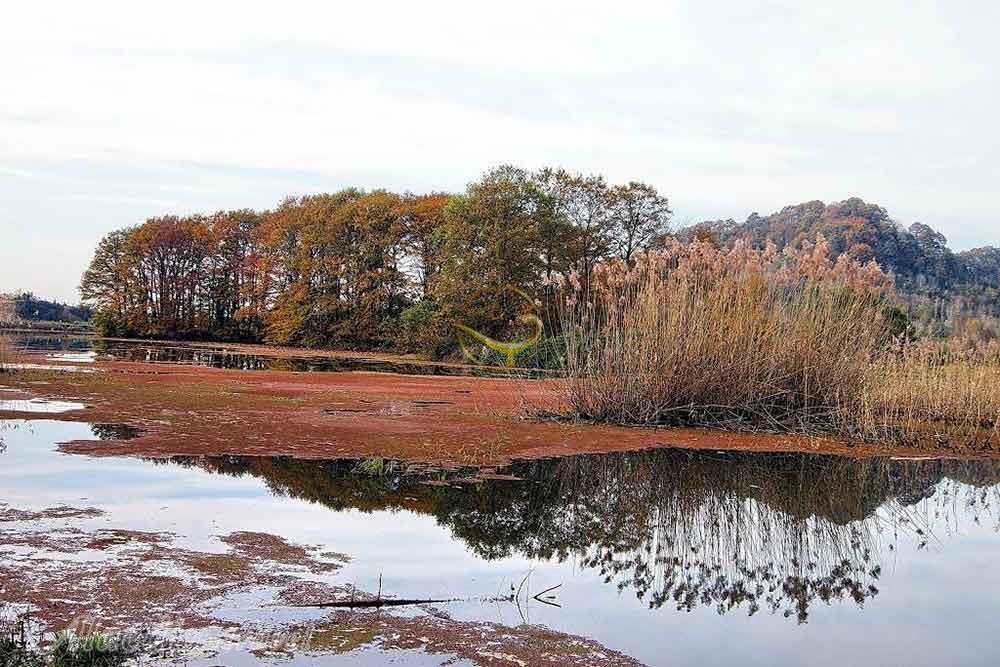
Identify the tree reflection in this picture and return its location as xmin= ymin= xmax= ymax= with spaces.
xmin=163 ymin=449 xmax=1000 ymax=623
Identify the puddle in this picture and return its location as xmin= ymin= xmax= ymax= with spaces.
xmin=46 ymin=351 xmax=97 ymax=363
xmin=0 ymin=398 xmax=85 ymax=413
xmin=3 ymin=420 xmax=1000 ymax=665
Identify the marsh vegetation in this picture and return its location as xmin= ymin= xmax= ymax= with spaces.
xmin=1 ymin=608 xmax=147 ymax=667
xmin=0 ymin=295 xmax=17 ymax=373
xmin=554 ymin=238 xmax=1000 ymax=447
xmin=67 ymin=165 xmax=1000 ymax=452
xmin=0 ymin=336 xmax=13 ymax=374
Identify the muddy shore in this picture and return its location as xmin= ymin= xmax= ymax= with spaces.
xmin=4 ymin=347 xmax=1000 ymax=666
xmin=0 ymin=349 xmax=996 ymax=463
xmin=0 ymin=500 xmax=643 ymax=666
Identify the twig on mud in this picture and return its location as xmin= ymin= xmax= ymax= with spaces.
xmin=290 ymin=597 xmax=460 ymax=610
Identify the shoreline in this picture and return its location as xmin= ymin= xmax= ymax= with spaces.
xmin=2 ymin=353 xmax=998 ymax=464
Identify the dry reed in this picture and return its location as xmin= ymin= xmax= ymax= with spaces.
xmin=0 ymin=335 xmax=13 ymax=374
xmin=857 ymin=351 xmax=1000 ymax=445
xmin=550 ymin=238 xmax=1000 ymax=447
xmin=555 ymin=239 xmax=890 ymax=433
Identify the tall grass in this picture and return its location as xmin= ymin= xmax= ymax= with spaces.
xmin=1 ymin=606 xmax=147 ymax=667
xmin=0 ymin=293 xmax=17 ymax=374
xmin=0 ymin=334 xmax=14 ymax=374
xmin=857 ymin=347 xmax=1000 ymax=444
xmin=550 ymin=238 xmax=1000 ymax=446
xmin=555 ymin=239 xmax=892 ymax=433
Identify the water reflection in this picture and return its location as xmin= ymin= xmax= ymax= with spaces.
xmin=8 ymin=333 xmax=540 ymax=377
xmin=5 ymin=420 xmax=1000 ymax=665
xmin=6 ymin=333 xmax=93 ymax=353
xmin=89 ymin=423 xmax=145 ymax=440
xmin=162 ymin=450 xmax=1000 ymax=623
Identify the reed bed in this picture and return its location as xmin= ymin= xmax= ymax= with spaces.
xmin=0 ymin=335 xmax=13 ymax=374
xmin=551 ymin=238 xmax=1000 ymax=447
xmin=555 ymin=239 xmax=890 ymax=434
xmin=857 ymin=352 xmax=1000 ymax=444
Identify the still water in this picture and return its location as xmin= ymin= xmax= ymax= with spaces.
xmin=7 ymin=333 xmax=535 ymax=376
xmin=2 ymin=419 xmax=1000 ymax=665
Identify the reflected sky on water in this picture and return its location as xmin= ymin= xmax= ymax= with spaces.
xmin=2 ymin=419 xmax=1000 ymax=665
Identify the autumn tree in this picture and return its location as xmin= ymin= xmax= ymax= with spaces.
xmin=196 ymin=210 xmax=263 ymax=338
xmin=76 ymin=164 xmax=690 ymax=356
xmin=401 ymin=193 xmax=451 ymax=298
xmin=80 ymin=228 xmax=138 ymax=334
xmin=535 ymin=168 xmax=613 ymax=285
xmin=530 ymin=170 xmax=578 ymax=281
xmin=130 ymin=216 xmax=213 ymax=334
xmin=258 ymin=191 xmax=362 ymax=345
xmin=335 ymin=191 xmax=410 ymax=345
xmin=607 ymin=181 xmax=672 ymax=263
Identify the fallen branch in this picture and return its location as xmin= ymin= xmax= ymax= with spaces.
xmin=290 ymin=597 xmax=459 ymax=609
xmin=532 ymin=583 xmax=563 ymax=608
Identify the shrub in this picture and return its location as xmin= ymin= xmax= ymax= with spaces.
xmin=399 ymin=300 xmax=444 ymax=354
xmin=1 ymin=606 xmax=149 ymax=667
xmin=48 ymin=631 xmax=140 ymax=667
xmin=90 ymin=311 xmax=132 ymax=338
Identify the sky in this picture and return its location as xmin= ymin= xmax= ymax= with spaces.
xmin=1 ymin=1 xmax=998 ymax=303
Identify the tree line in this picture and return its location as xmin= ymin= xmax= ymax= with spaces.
xmin=80 ymin=166 xmax=671 ymax=354
xmin=10 ymin=292 xmax=92 ymax=323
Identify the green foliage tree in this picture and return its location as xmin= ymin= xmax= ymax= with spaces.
xmin=430 ymin=166 xmax=547 ymax=344
xmin=607 ymin=181 xmax=672 ymax=263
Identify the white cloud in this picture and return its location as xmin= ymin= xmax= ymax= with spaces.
xmin=1 ymin=0 xmax=999 ymax=301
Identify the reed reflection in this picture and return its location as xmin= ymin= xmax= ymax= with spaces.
xmin=162 ymin=449 xmax=1000 ymax=623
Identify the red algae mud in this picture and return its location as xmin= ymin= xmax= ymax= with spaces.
xmin=0 ymin=502 xmax=644 ymax=666
xmin=1 ymin=353 xmax=995 ymax=464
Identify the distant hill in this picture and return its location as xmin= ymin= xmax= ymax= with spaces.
xmin=10 ymin=292 xmax=92 ymax=323
xmin=680 ymin=198 xmax=1000 ymax=320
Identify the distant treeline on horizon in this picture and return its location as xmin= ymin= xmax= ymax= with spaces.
xmin=77 ymin=164 xmax=1000 ymax=355
xmin=0 ymin=292 xmax=92 ymax=325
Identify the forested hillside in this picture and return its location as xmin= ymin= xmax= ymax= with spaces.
xmin=80 ymin=170 xmax=1000 ymax=356
xmin=13 ymin=292 xmax=92 ymax=323
xmin=0 ymin=292 xmax=92 ymax=324
xmin=681 ymin=198 xmax=1000 ymax=323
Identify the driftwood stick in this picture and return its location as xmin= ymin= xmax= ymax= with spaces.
xmin=533 ymin=583 xmax=563 ymax=600
xmin=291 ymin=597 xmax=459 ymax=609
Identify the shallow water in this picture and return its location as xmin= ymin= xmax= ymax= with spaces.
xmin=8 ymin=333 xmax=533 ymax=377
xmin=0 ymin=398 xmax=86 ymax=413
xmin=3 ymin=420 xmax=1000 ymax=665
xmin=186 ymin=647 xmax=474 ymax=666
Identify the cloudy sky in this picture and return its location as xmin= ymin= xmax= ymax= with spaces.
xmin=1 ymin=1 xmax=997 ymax=302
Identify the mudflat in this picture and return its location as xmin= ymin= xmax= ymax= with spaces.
xmin=1 ymin=344 xmax=994 ymax=463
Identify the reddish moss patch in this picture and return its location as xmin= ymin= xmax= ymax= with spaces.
xmin=0 ymin=503 xmax=645 ymax=665
xmin=220 ymin=531 xmax=344 ymax=573
xmin=4 ymin=360 xmax=988 ymax=465
xmin=82 ymin=529 xmax=171 ymax=551
xmin=291 ymin=612 xmax=647 ymax=666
